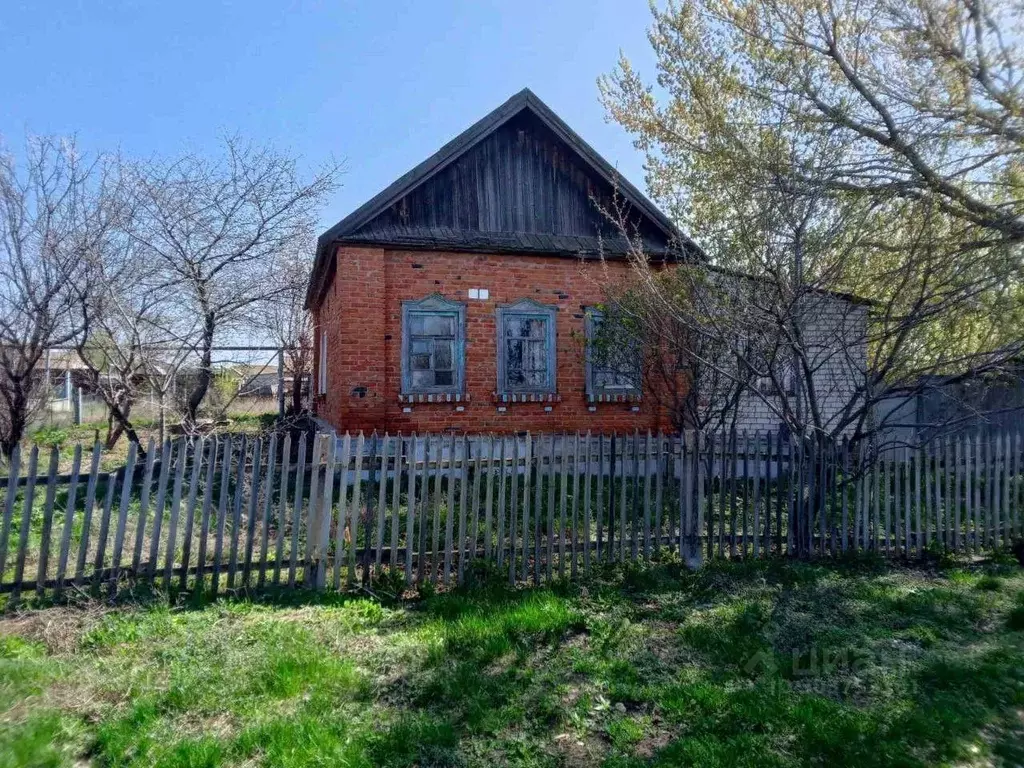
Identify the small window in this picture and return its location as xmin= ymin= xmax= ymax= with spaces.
xmin=318 ymin=329 xmax=327 ymax=395
xmin=739 ymin=334 xmax=795 ymax=397
xmin=585 ymin=308 xmax=640 ymax=397
xmin=496 ymin=299 xmax=557 ymax=395
xmin=401 ymin=295 xmax=466 ymax=394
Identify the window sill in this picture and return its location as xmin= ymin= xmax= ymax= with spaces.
xmin=587 ymin=392 xmax=642 ymax=403
xmin=398 ymin=392 xmax=470 ymax=404
xmin=491 ymin=392 xmax=561 ymax=404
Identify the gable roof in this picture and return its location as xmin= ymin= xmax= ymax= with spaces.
xmin=306 ymin=88 xmax=703 ymax=308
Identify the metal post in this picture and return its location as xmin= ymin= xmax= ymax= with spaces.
xmin=43 ymin=349 xmax=51 ymax=420
xmin=73 ymin=387 xmax=83 ymax=426
xmin=277 ymin=347 xmax=285 ymax=418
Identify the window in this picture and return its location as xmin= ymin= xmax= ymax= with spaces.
xmin=318 ymin=329 xmax=327 ymax=395
xmin=585 ymin=308 xmax=640 ymax=398
xmin=496 ymin=299 xmax=557 ymax=395
xmin=401 ymin=295 xmax=466 ymax=394
xmin=739 ymin=335 xmax=795 ymax=397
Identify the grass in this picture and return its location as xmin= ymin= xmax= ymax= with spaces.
xmin=1 ymin=557 xmax=1023 ymax=767
xmin=22 ymin=407 xmax=276 ymax=476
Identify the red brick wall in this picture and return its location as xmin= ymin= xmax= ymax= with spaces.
xmin=312 ymin=245 xmax=678 ymax=434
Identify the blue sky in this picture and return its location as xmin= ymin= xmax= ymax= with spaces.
xmin=0 ymin=0 xmax=658 ymax=233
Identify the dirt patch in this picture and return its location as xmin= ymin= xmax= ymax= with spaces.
xmin=551 ymin=732 xmax=605 ymax=767
xmin=0 ymin=604 xmax=107 ymax=654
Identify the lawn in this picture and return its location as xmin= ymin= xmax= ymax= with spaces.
xmin=1 ymin=556 xmax=1023 ymax=767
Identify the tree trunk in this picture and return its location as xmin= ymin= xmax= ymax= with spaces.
xmin=157 ymin=389 xmax=166 ymax=446
xmin=185 ymin=310 xmax=216 ymax=429
xmin=1 ymin=386 xmax=29 ymax=460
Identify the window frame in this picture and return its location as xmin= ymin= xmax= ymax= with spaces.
xmin=495 ymin=299 xmax=558 ymax=396
xmin=400 ymin=294 xmax=466 ymax=396
xmin=584 ymin=307 xmax=641 ymax=399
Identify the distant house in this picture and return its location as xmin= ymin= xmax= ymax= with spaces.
xmin=306 ymin=89 xmax=867 ymax=435
xmin=216 ymin=364 xmax=308 ymax=399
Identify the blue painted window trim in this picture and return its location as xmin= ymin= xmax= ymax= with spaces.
xmin=584 ymin=307 xmax=641 ymax=397
xmin=496 ymin=299 xmax=558 ymax=395
xmin=400 ymin=294 xmax=466 ymax=395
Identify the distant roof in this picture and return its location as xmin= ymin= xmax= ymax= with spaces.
xmin=306 ymin=88 xmax=704 ymax=308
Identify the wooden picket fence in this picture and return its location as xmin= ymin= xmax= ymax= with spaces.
xmin=0 ymin=428 xmax=1021 ymax=601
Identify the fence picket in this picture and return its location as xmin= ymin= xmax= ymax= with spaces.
xmin=361 ymin=436 xmax=380 ymax=586
xmin=405 ymin=434 xmax=417 ymax=583
xmin=642 ymin=431 xmax=651 ymax=562
xmin=10 ymin=447 xmax=40 ymax=599
xmin=559 ymin=433 xmax=569 ymax=578
xmin=495 ymin=437 xmax=507 ymax=571
xmin=596 ymin=435 xmax=605 ymax=562
xmin=443 ymin=434 xmax=456 ymax=586
xmin=390 ymin=436 xmax=404 ymax=572
xmin=109 ymin=441 xmax=140 ymax=594
xmin=679 ymin=432 xmax=690 ymax=561
xmin=288 ymin=433 xmax=307 ymax=589
xmin=257 ymin=435 xmax=278 ymax=589
xmin=1001 ymin=432 xmax=1010 ymax=547
xmin=547 ymin=434 xmax=557 ymax=581
xmin=196 ymin=438 xmax=220 ymax=592
xmin=226 ymin=436 xmax=248 ymax=590
xmin=92 ymin=468 xmax=121 ymax=591
xmin=175 ymin=438 xmax=203 ymax=593
xmin=162 ymin=440 xmax=188 ymax=587
xmin=272 ymin=434 xmax=292 ymax=586
xmin=583 ymin=432 xmax=592 ymax=573
xmin=0 ymin=446 xmax=22 ymax=588
xmin=212 ymin=436 xmax=233 ymax=598
xmin=243 ymin=438 xmax=265 ymax=586
xmin=619 ymin=435 xmax=628 ymax=563
xmin=469 ymin=436 xmax=483 ymax=565
xmin=571 ymin=433 xmax=581 ymax=578
xmin=54 ymin=445 xmax=83 ymax=596
xmin=348 ymin=433 xmax=365 ymax=587
xmin=497 ymin=438 xmax=509 ymax=577
xmin=428 ymin=436 xmax=441 ymax=584
xmin=457 ymin=435 xmax=469 ymax=584
xmin=131 ymin=440 xmax=157 ymax=576
xmin=146 ymin=440 xmax=171 ymax=582
xmin=376 ymin=435 xmax=391 ymax=571
xmin=416 ymin=436 xmax=429 ymax=585
xmin=405 ymin=434 xmax=417 ymax=581
xmin=534 ymin=435 xmax=544 ymax=583
xmin=34 ymin=447 xmax=61 ymax=597
xmin=741 ymin=431 xmax=750 ymax=557
xmin=521 ymin=434 xmax=533 ymax=584
xmin=332 ymin=434 xmax=352 ymax=592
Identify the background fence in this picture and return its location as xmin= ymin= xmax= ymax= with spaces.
xmin=0 ymin=428 xmax=1021 ymax=601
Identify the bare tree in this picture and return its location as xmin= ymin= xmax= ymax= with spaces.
xmin=0 ymin=137 xmax=121 ymax=457
xmin=74 ymin=212 xmax=187 ymax=451
xmin=125 ymin=137 xmax=340 ymax=431
xmin=262 ymin=245 xmax=314 ymax=417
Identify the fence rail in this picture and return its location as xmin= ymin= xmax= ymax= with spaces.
xmin=0 ymin=428 xmax=1021 ymax=601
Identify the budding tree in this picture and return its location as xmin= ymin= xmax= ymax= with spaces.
xmin=598 ymin=0 xmax=1024 ymax=446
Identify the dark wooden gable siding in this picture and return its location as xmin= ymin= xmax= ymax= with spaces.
xmin=349 ymin=111 xmax=670 ymax=253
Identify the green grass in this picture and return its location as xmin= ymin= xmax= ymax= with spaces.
xmin=1 ymin=558 xmax=1023 ymax=766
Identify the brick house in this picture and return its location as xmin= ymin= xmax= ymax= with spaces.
xmin=305 ymin=89 xmax=707 ymax=435
xmin=305 ymin=89 xmax=867 ymax=435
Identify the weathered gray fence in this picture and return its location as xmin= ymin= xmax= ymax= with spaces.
xmin=0 ymin=429 xmax=1021 ymax=601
